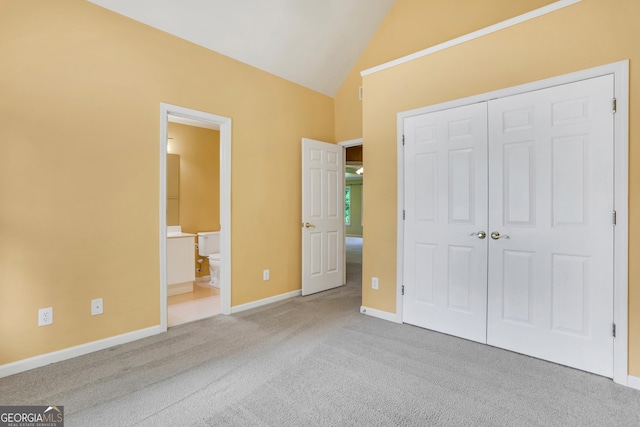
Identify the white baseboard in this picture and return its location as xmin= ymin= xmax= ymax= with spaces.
xmin=628 ymin=375 xmax=640 ymax=391
xmin=231 ymin=290 xmax=301 ymax=314
xmin=360 ymin=306 xmax=402 ymax=323
xmin=0 ymin=325 xmax=164 ymax=379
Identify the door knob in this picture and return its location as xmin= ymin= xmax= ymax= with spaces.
xmin=304 ymin=222 xmax=316 ymax=228
xmin=490 ymin=231 xmax=509 ymax=240
xmin=468 ymin=231 xmax=486 ymax=239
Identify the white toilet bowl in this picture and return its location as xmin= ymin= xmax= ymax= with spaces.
xmin=197 ymin=231 xmax=221 ymax=288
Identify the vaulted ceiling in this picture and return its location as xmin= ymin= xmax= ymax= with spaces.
xmin=87 ymin=0 xmax=396 ymax=96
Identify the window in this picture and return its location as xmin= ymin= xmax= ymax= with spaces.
xmin=345 ymin=186 xmax=351 ymax=226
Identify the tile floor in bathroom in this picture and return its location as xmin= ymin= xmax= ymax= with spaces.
xmin=167 ymin=280 xmax=220 ymax=327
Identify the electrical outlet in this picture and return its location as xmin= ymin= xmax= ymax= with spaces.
xmin=38 ymin=307 xmax=53 ymax=326
xmin=372 ymin=277 xmax=379 ymax=290
xmin=263 ymin=269 xmax=270 ymax=281
xmin=91 ymin=298 xmax=103 ymax=316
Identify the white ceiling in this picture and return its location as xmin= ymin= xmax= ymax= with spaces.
xmin=87 ymin=0 xmax=396 ymax=97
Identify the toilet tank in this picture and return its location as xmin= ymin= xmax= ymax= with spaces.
xmin=197 ymin=231 xmax=220 ymax=256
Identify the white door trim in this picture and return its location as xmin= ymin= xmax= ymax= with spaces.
xmin=396 ymin=60 xmax=629 ymax=386
xmin=160 ymin=103 xmax=232 ymax=331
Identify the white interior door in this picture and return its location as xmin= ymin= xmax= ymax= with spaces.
xmin=302 ymin=138 xmax=344 ymax=296
xmin=487 ymin=75 xmax=615 ymax=377
xmin=402 ymin=103 xmax=489 ymax=343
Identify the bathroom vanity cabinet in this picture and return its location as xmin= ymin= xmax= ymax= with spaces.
xmin=167 ymin=234 xmax=195 ymax=296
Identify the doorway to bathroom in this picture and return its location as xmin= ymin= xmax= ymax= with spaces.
xmin=160 ymin=104 xmax=232 ymax=330
xmin=166 ymin=119 xmax=220 ymax=326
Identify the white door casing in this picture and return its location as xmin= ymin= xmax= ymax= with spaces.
xmin=402 ymin=103 xmax=489 ymax=343
xmin=302 ymin=138 xmax=344 ymax=296
xmin=487 ymin=75 xmax=615 ymax=377
xmin=401 ymin=73 xmax=617 ymax=378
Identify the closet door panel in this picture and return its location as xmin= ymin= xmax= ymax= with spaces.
xmin=487 ymin=75 xmax=615 ymax=377
xmin=403 ymin=103 xmax=488 ymax=343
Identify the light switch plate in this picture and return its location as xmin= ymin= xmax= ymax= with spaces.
xmin=91 ymin=298 xmax=103 ymax=316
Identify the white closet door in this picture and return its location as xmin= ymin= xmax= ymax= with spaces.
xmin=403 ymin=103 xmax=488 ymax=343
xmin=487 ymin=75 xmax=615 ymax=377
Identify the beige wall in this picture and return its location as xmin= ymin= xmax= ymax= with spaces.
xmin=0 ymin=1 xmax=333 ymax=365
xmin=357 ymin=0 xmax=640 ymax=374
xmin=167 ymin=123 xmax=220 ymax=278
xmin=346 ymin=180 xmax=363 ymax=237
xmin=334 ymin=0 xmax=556 ymax=142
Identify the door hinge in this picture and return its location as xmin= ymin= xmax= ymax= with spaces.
xmin=612 ymin=210 xmax=617 ymax=225
xmin=613 ymin=323 xmax=616 ymax=338
xmin=612 ymin=98 xmax=617 ymax=113
xmin=403 ymin=134 xmax=406 ymax=146
xmin=403 ymin=210 xmax=406 ymax=220
xmin=402 ymin=285 xmax=405 ymax=296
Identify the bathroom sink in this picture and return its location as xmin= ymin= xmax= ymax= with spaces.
xmin=167 ymin=226 xmax=196 ymax=238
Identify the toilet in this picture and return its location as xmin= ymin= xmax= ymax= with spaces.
xmin=197 ymin=231 xmax=221 ymax=288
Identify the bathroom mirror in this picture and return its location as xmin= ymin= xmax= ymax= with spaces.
xmin=167 ymin=153 xmax=180 ymax=226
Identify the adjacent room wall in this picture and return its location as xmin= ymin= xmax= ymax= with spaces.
xmin=346 ymin=180 xmax=363 ymax=237
xmin=358 ymin=0 xmax=640 ymax=374
xmin=0 ymin=1 xmax=333 ymax=365
xmin=167 ymin=122 xmax=220 ymax=278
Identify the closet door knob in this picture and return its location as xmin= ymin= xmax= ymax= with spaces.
xmin=468 ymin=231 xmax=486 ymax=239
xmin=490 ymin=231 xmax=509 ymax=240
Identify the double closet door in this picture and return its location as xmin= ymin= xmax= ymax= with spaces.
xmin=402 ymin=75 xmax=615 ymax=377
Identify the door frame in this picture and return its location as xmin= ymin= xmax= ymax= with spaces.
xmin=159 ymin=103 xmax=232 ymax=330
xmin=396 ymin=60 xmax=629 ymax=385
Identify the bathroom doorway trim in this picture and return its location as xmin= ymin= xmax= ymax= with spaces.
xmin=160 ymin=103 xmax=232 ymax=330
